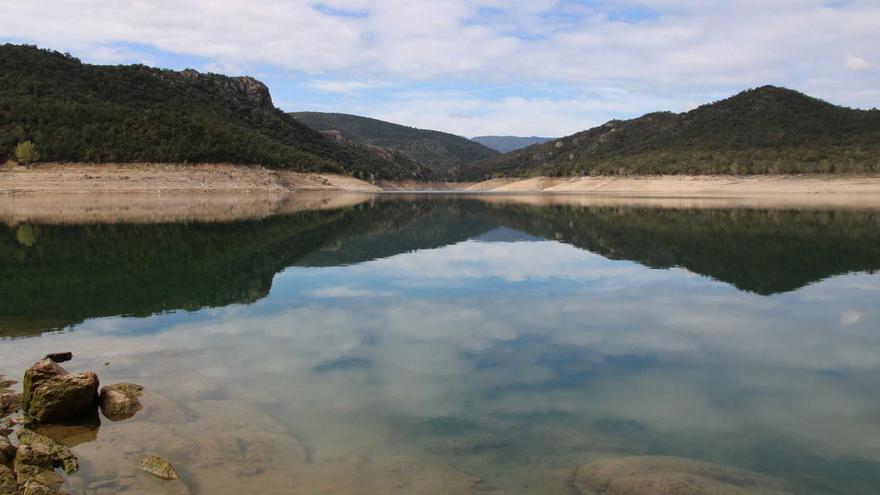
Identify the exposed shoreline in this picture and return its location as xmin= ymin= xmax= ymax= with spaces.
xmin=2 ymin=162 xmax=880 ymax=199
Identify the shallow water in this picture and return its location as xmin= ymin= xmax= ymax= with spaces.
xmin=2 ymin=194 xmax=880 ymax=494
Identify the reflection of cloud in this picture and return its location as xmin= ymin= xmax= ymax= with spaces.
xmin=306 ymin=286 xmax=388 ymax=298
xmin=2 ymin=241 xmax=880 ymax=467
xmin=840 ymin=309 xmax=866 ymax=326
xmin=368 ymin=239 xmax=684 ymax=285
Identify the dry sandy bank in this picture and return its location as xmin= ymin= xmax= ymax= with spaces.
xmin=462 ymin=174 xmax=880 ymax=195
xmin=0 ymin=162 xmax=382 ymax=194
xmin=0 ymin=191 xmax=376 ymax=226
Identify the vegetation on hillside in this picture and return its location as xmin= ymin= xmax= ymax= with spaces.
xmin=471 ymin=86 xmax=880 ymax=179
xmin=291 ymin=112 xmax=497 ymax=178
xmin=0 ymin=44 xmax=429 ymax=180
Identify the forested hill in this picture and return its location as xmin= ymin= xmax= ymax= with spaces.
xmin=291 ymin=112 xmax=498 ymax=178
xmin=0 ymin=44 xmax=430 ymax=180
xmin=470 ymin=86 xmax=880 ymax=179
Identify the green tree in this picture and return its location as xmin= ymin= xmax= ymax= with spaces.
xmin=16 ymin=224 xmax=39 ymax=247
xmin=15 ymin=141 xmax=39 ymax=164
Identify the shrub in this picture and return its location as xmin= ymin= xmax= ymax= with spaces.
xmin=15 ymin=141 xmax=39 ymax=164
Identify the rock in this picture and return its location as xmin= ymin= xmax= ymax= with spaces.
xmin=23 ymin=359 xmax=98 ymax=422
xmin=18 ymin=429 xmax=79 ymax=474
xmin=1 ymin=392 xmax=22 ymax=416
xmin=44 ymin=353 xmax=72 ymax=363
xmin=140 ymin=455 xmax=180 ymax=480
xmin=0 ymin=465 xmax=18 ymax=494
xmin=0 ymin=436 xmax=15 ymax=467
xmin=574 ymin=456 xmax=794 ymax=495
xmin=99 ymin=383 xmax=143 ymax=421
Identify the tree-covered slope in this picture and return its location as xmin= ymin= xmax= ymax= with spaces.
xmin=0 ymin=44 xmax=430 ymax=180
xmin=471 ymin=86 xmax=880 ymax=178
xmin=291 ymin=112 xmax=498 ymax=178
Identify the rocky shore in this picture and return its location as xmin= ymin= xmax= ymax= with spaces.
xmin=1 ymin=354 xmax=177 ymax=495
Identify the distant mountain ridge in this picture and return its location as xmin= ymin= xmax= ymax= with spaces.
xmin=291 ymin=112 xmax=498 ymax=179
xmin=0 ymin=44 xmax=430 ymax=180
xmin=471 ymin=136 xmax=555 ymax=153
xmin=470 ymin=86 xmax=880 ymax=179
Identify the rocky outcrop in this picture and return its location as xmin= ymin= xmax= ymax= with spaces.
xmin=23 ymin=358 xmax=99 ymax=422
xmin=574 ymin=456 xmax=794 ymax=495
xmin=99 ymin=383 xmax=144 ymax=421
xmin=176 ymin=68 xmax=274 ymax=110
xmin=140 ymin=455 xmax=180 ymax=480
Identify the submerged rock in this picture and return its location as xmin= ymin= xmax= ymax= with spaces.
xmin=574 ymin=455 xmax=794 ymax=495
xmin=141 ymin=455 xmax=180 ymax=480
xmin=23 ymin=359 xmax=99 ymax=422
xmin=99 ymin=383 xmax=144 ymax=421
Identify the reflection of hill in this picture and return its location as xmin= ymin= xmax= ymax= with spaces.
xmin=491 ymin=205 xmax=880 ymax=295
xmin=0 ymin=200 xmax=491 ymax=337
xmin=295 ymin=198 xmax=493 ymax=266
xmin=2 ymin=197 xmax=879 ymax=337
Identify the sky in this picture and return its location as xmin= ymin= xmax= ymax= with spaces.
xmin=1 ymin=0 xmax=878 ymax=137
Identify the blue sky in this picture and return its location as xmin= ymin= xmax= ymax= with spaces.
xmin=1 ymin=1 xmax=877 ymax=137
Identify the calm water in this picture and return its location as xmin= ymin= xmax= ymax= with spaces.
xmin=2 ymin=195 xmax=880 ymax=494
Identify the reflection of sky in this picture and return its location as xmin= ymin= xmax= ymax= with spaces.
xmin=2 ymin=235 xmax=880 ymax=488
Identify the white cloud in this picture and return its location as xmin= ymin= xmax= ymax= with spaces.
xmin=2 ymin=0 xmax=879 ymax=135
xmin=308 ymin=79 xmax=389 ymax=93
xmin=846 ymin=54 xmax=870 ymax=71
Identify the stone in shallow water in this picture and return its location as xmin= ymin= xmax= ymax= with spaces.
xmin=18 ymin=429 xmax=80 ymax=474
xmin=0 ymin=464 xmax=18 ymax=494
xmin=23 ymin=359 xmax=99 ymax=422
xmin=0 ymin=436 xmax=16 ymax=467
xmin=99 ymin=383 xmax=144 ymax=421
xmin=0 ymin=393 xmax=22 ymax=416
xmin=141 ymin=455 xmax=181 ymax=480
xmin=44 ymin=352 xmax=73 ymax=364
xmin=574 ymin=456 xmax=794 ymax=495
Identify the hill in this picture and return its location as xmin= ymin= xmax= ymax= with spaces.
xmin=471 ymin=136 xmax=555 ymax=153
xmin=0 ymin=44 xmax=429 ymax=180
xmin=291 ymin=112 xmax=497 ymax=178
xmin=471 ymin=86 xmax=880 ymax=179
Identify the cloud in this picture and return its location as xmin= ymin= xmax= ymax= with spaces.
xmin=307 ymin=79 xmax=389 ymax=93
xmin=846 ymin=54 xmax=870 ymax=71
xmin=2 ymin=0 xmax=879 ymax=135
xmin=306 ymin=286 xmax=388 ymax=298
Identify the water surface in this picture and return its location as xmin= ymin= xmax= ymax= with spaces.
xmin=1 ymin=194 xmax=879 ymax=494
